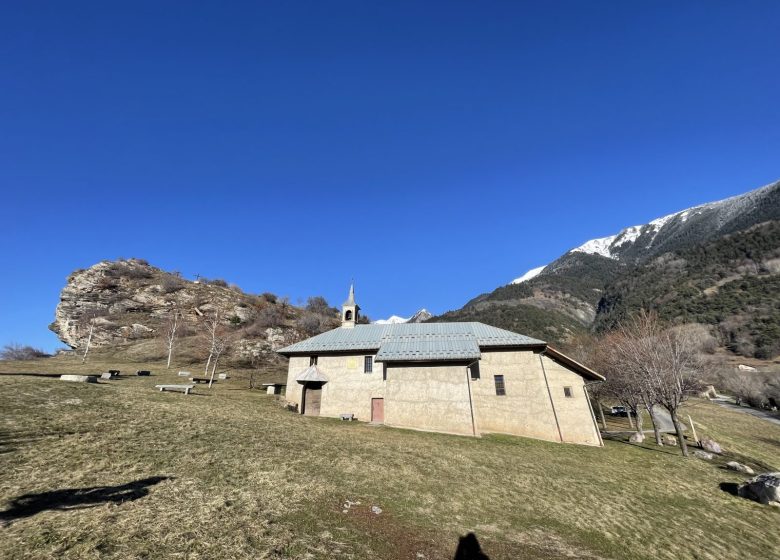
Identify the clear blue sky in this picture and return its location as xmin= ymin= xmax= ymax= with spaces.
xmin=1 ymin=1 xmax=779 ymax=351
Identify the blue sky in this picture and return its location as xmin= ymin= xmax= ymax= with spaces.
xmin=1 ymin=1 xmax=779 ymax=351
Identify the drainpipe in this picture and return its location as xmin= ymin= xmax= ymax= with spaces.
xmin=583 ymin=381 xmax=605 ymax=447
xmin=465 ymin=360 xmax=478 ymax=437
xmin=538 ymin=350 xmax=564 ymax=442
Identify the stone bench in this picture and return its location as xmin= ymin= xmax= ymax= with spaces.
xmin=100 ymin=372 xmax=117 ymax=380
xmin=155 ymin=384 xmax=195 ymax=395
xmin=61 ymin=375 xmax=98 ymax=383
xmin=217 ymin=373 xmax=228 ymax=380
xmin=340 ymin=413 xmax=354 ymax=421
xmin=108 ymin=370 xmax=120 ymax=375
xmin=189 ymin=377 xmax=214 ymax=384
xmin=177 ymin=371 xmax=192 ymax=377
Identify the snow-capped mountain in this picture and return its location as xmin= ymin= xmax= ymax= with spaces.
xmin=510 ymin=265 xmax=546 ymax=285
xmin=511 ymin=179 xmax=780 ymax=282
xmin=373 ymin=308 xmax=432 ymax=325
xmin=434 ymin=178 xmax=780 ymax=347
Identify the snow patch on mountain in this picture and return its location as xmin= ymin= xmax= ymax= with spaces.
xmin=373 ymin=315 xmax=410 ymax=325
xmin=510 ymin=266 xmax=546 ymax=285
xmin=571 ymin=235 xmax=619 ymax=259
xmin=373 ymin=308 xmax=432 ymax=325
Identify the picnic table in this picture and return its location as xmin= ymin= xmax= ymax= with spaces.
xmin=189 ymin=377 xmax=214 ymax=384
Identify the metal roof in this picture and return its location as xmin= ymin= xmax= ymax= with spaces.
xmin=277 ymin=322 xmax=545 ymax=362
xmin=295 ymin=365 xmax=329 ymax=383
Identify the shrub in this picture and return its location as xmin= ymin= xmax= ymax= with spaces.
xmin=1 ymin=344 xmax=50 ymax=361
xmin=160 ymin=276 xmax=185 ymax=293
xmin=296 ymin=312 xmax=322 ymax=335
xmin=255 ymin=306 xmax=285 ymax=328
xmin=260 ymin=292 xmax=277 ymax=304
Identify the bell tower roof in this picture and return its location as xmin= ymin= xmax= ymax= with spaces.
xmin=341 ymin=283 xmax=359 ymax=328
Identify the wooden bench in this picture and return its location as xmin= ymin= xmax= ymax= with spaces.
xmin=108 ymin=370 xmax=120 ymax=375
xmin=136 ymin=370 xmax=151 ymax=376
xmin=340 ymin=413 xmax=354 ymax=421
xmin=189 ymin=377 xmax=214 ymax=384
xmin=155 ymin=384 xmax=195 ymax=395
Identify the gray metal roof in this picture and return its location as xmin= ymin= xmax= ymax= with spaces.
xmin=277 ymin=322 xmax=545 ymax=362
xmin=295 ymin=365 xmax=329 ymax=383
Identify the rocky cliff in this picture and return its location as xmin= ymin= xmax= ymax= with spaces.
xmin=50 ymin=259 xmax=338 ymax=365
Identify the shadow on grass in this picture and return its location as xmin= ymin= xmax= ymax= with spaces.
xmin=601 ymin=433 xmax=683 ymax=456
xmin=454 ymin=533 xmax=490 ymax=560
xmin=719 ymin=482 xmax=740 ymax=496
xmin=0 ymin=476 xmax=172 ymax=525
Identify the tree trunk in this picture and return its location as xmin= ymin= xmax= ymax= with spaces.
xmin=627 ymin=410 xmax=634 ymax=429
xmin=204 ymin=352 xmax=213 ymax=376
xmin=208 ymin=355 xmax=219 ymax=388
xmin=597 ymin=399 xmax=607 ymax=430
xmin=647 ymin=405 xmax=663 ymax=445
xmin=634 ymin=408 xmax=644 ymax=437
xmin=671 ymin=410 xmax=689 ymax=457
xmin=81 ymin=325 xmax=94 ymax=364
xmin=166 ymin=343 xmax=173 ymax=369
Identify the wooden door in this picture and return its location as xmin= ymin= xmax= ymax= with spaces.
xmin=304 ymin=385 xmax=322 ymax=416
xmin=371 ymin=398 xmax=384 ymax=423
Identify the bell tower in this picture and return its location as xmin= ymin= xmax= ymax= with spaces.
xmin=341 ymin=283 xmax=360 ymax=328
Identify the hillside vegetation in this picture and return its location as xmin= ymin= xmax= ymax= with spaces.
xmin=1 ymin=361 xmax=779 ymax=559
xmin=596 ymin=221 xmax=780 ymax=358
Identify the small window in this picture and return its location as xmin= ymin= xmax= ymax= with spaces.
xmin=309 ymin=356 xmax=318 ymax=366
xmin=364 ymin=356 xmax=373 ymax=373
xmin=564 ymin=386 xmax=573 ymax=398
xmin=469 ymin=362 xmax=480 ymax=380
xmin=345 ymin=310 xmax=353 ymax=321
xmin=494 ymin=375 xmax=506 ymax=396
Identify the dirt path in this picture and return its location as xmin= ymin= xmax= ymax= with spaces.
xmin=711 ymin=397 xmax=780 ymax=427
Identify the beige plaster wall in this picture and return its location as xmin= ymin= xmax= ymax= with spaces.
xmin=284 ymin=348 xmax=601 ymax=446
xmin=384 ymin=363 xmax=474 ymax=435
xmin=285 ymin=354 xmax=384 ymax=421
xmin=539 ymin=354 xmax=601 ymax=445
xmin=471 ymin=350 xmax=562 ymax=443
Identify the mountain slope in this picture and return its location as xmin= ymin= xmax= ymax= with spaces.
xmin=430 ymin=179 xmax=780 ymax=349
xmin=596 ymin=220 xmax=780 ymax=358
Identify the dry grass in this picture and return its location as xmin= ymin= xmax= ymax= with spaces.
xmin=1 ymin=356 xmax=779 ymax=559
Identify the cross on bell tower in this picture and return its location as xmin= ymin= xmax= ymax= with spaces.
xmin=341 ymin=283 xmax=360 ymax=328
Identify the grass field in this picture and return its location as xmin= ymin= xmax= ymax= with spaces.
xmin=1 ymin=355 xmax=779 ymax=559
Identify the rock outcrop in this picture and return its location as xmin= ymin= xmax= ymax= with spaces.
xmin=49 ymin=259 xmax=339 ymax=365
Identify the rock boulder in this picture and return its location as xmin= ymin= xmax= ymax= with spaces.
xmin=629 ymin=432 xmax=645 ymax=443
xmin=700 ymin=437 xmax=723 ymax=454
xmin=738 ymin=473 xmax=780 ymax=506
xmin=726 ymin=461 xmax=755 ymax=475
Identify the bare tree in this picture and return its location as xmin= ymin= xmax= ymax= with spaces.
xmin=201 ymin=309 xmax=221 ymax=377
xmin=163 ymin=304 xmax=181 ymax=369
xmin=609 ymin=312 xmax=704 ymax=457
xmin=200 ymin=310 xmax=232 ymax=387
xmin=0 ymin=344 xmax=50 ymax=361
xmin=79 ymin=311 xmax=103 ymax=364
